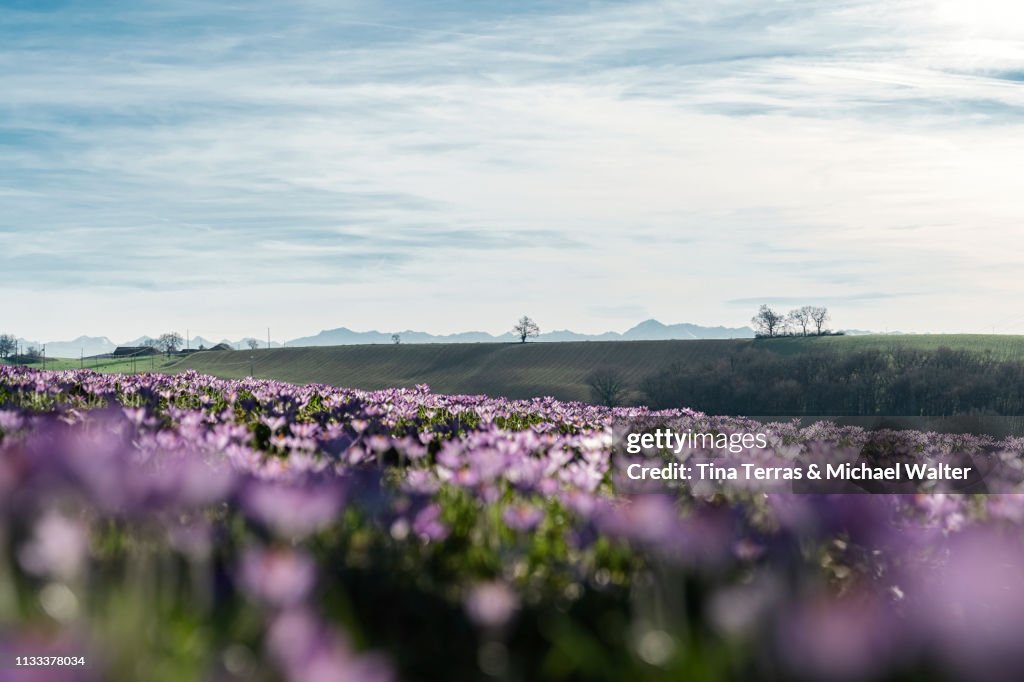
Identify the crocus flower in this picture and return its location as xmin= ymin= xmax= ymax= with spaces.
xmin=464 ymin=581 xmax=520 ymax=629
xmin=238 ymin=547 xmax=317 ymax=609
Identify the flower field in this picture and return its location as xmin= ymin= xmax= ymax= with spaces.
xmin=2 ymin=366 xmax=1024 ymax=681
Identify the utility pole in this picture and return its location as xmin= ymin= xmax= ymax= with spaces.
xmin=267 ymin=328 xmax=270 ymax=350
xmin=42 ymin=345 xmax=46 ymax=371
xmin=250 ymin=354 xmax=254 ymax=377
xmin=80 ymin=348 xmax=83 ymax=370
xmin=187 ymin=328 xmax=190 ymax=351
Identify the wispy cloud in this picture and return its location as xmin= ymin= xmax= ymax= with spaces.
xmin=2 ymin=0 xmax=1023 ymax=339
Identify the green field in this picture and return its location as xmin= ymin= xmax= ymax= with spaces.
xmin=755 ymin=333 xmax=1024 ymax=359
xmin=165 ymin=334 xmax=1024 ymax=404
xmin=2 ymin=354 xmax=185 ymax=374
xmin=174 ymin=340 xmax=718 ymax=402
xmin=8 ymin=334 xmax=1023 ymax=407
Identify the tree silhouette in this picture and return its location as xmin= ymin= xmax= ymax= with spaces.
xmin=751 ymin=305 xmax=784 ymax=337
xmin=513 ymin=316 xmax=540 ymax=343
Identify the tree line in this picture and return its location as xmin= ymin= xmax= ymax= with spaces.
xmin=751 ymin=304 xmax=835 ymax=337
xmin=638 ymin=346 xmax=1024 ymax=416
xmin=0 ymin=334 xmax=42 ymax=361
xmin=0 ymin=331 xmax=189 ymax=362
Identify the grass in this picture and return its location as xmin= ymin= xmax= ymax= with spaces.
xmin=760 ymin=334 xmax=1024 ymax=359
xmin=169 ymin=334 xmax=1024 ymax=403
xmin=10 ymin=334 xmax=1024 ymax=405
xmin=169 ymin=340 xmax=741 ymax=402
xmin=1 ymin=354 xmax=186 ymax=374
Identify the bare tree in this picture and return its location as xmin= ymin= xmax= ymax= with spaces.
xmin=809 ymin=306 xmax=830 ymax=335
xmin=247 ymin=339 xmax=260 ymax=350
xmin=391 ymin=334 xmax=401 ymax=345
xmin=513 ymin=316 xmax=540 ymax=343
xmin=157 ymin=332 xmax=184 ymax=357
xmin=587 ymin=369 xmax=628 ymax=407
xmin=751 ymin=305 xmax=784 ymax=337
xmin=0 ymin=334 xmax=16 ymax=359
xmin=788 ymin=306 xmax=813 ymax=336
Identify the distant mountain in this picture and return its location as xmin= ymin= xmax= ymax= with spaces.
xmin=841 ymin=329 xmax=903 ymax=336
xmin=286 ymin=327 xmax=478 ymax=347
xmin=116 ymin=335 xmax=283 ymax=351
xmin=123 ymin=336 xmax=157 ymax=348
xmin=619 ymin=319 xmax=753 ymax=340
xmin=187 ymin=336 xmax=215 ymax=350
xmin=16 ymin=336 xmax=117 ymax=358
xmin=285 ymin=320 xmax=755 ymax=347
xmin=229 ymin=337 xmax=284 ymax=350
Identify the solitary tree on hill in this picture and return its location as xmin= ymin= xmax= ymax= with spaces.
xmin=513 ymin=316 xmax=540 ymax=343
xmin=247 ymin=339 xmax=260 ymax=350
xmin=157 ymin=332 xmax=184 ymax=357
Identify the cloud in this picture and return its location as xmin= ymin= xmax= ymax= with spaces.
xmin=2 ymin=0 xmax=1024 ymax=339
xmin=728 ymin=292 xmax=925 ymax=306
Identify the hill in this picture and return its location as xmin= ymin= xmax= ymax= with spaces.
xmin=172 ymin=334 xmax=1024 ymax=405
xmin=175 ymin=340 xmax=720 ymax=402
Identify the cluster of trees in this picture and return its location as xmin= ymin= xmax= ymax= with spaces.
xmin=0 ymin=334 xmax=17 ymax=359
xmin=586 ymin=369 xmax=628 ymax=407
xmin=0 ymin=334 xmax=43 ymax=362
xmin=640 ymin=346 xmax=1024 ymax=416
xmin=139 ymin=333 xmax=196 ymax=356
xmin=751 ymin=305 xmax=832 ymax=337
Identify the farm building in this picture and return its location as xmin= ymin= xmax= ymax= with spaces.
xmin=209 ymin=343 xmax=233 ymax=351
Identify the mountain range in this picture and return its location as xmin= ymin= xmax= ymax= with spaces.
xmin=273 ymin=319 xmax=755 ymax=347
xmin=17 ymin=319 xmax=757 ymax=357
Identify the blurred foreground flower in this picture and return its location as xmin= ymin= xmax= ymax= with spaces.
xmin=238 ymin=547 xmax=317 ymax=609
xmin=464 ymin=582 xmax=520 ymax=630
xmin=18 ymin=511 xmax=89 ymax=582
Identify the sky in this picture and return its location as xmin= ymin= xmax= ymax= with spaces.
xmin=2 ymin=0 xmax=1024 ymax=342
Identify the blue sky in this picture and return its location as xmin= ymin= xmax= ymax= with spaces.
xmin=2 ymin=0 xmax=1024 ymax=341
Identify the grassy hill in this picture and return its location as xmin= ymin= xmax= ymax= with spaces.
xmin=170 ymin=334 xmax=1024 ymax=404
xmin=758 ymin=334 xmax=1024 ymax=359
xmin=173 ymin=340 xmax=733 ymax=402
xmin=1 ymin=355 xmax=183 ymax=374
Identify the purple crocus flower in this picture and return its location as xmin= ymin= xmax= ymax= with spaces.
xmin=464 ymin=581 xmax=520 ymax=629
xmin=238 ymin=547 xmax=317 ymax=609
xmin=412 ymin=503 xmax=449 ymax=542
xmin=907 ymin=527 xmax=1024 ymax=679
xmin=778 ymin=592 xmax=902 ymax=681
xmin=267 ymin=609 xmax=395 ymax=682
xmin=502 ymin=503 xmax=544 ymax=531
xmin=18 ymin=511 xmax=89 ymax=581
xmin=242 ymin=478 xmax=345 ymax=539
